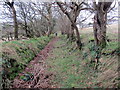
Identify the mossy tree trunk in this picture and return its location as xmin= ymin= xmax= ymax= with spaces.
xmin=93 ymin=2 xmax=113 ymax=48
xmin=93 ymin=1 xmax=113 ymax=69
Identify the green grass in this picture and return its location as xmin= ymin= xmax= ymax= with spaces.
xmin=46 ymin=33 xmax=118 ymax=88
xmin=46 ymin=37 xmax=97 ymax=88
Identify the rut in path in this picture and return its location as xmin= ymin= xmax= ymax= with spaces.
xmin=13 ymin=37 xmax=59 ymax=88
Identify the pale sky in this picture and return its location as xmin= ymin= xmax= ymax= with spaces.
xmin=0 ymin=0 xmax=119 ymax=2
xmin=0 ymin=0 xmax=119 ymax=24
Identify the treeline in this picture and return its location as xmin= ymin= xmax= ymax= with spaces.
xmin=2 ymin=1 xmax=115 ymax=48
xmin=2 ymin=1 xmax=57 ymax=40
xmin=1 ymin=0 xmax=117 ymax=68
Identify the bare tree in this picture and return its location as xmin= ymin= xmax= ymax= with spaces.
xmin=32 ymin=2 xmax=55 ymax=37
xmin=16 ymin=1 xmax=32 ymax=37
xmin=57 ymin=1 xmax=84 ymax=49
xmin=60 ymin=14 xmax=71 ymax=36
xmin=5 ymin=0 xmax=18 ymax=39
xmin=93 ymin=1 xmax=113 ymax=48
xmin=54 ymin=9 xmax=71 ymax=36
xmin=45 ymin=3 xmax=53 ymax=37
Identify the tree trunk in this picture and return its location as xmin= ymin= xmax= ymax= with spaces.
xmin=47 ymin=26 xmax=52 ymax=37
xmin=47 ymin=15 xmax=53 ymax=37
xmin=92 ymin=2 xmax=113 ymax=69
xmin=93 ymin=11 xmax=107 ymax=48
xmin=73 ymin=24 xmax=82 ymax=49
xmin=24 ymin=20 xmax=32 ymax=38
xmin=47 ymin=25 xmax=52 ymax=37
xmin=56 ymin=2 xmax=82 ymax=49
xmin=66 ymin=24 xmax=75 ymax=41
xmin=66 ymin=29 xmax=70 ymax=39
xmin=12 ymin=6 xmax=18 ymax=39
xmin=93 ymin=2 xmax=112 ymax=48
xmin=10 ymin=32 xmax=13 ymax=40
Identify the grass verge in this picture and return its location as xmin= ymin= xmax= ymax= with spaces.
xmin=46 ymin=34 xmax=119 ymax=88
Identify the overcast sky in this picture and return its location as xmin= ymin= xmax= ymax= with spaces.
xmin=0 ymin=0 xmax=119 ymax=24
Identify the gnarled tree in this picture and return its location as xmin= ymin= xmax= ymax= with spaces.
xmin=93 ymin=1 xmax=113 ymax=48
xmin=57 ymin=2 xmax=84 ymax=49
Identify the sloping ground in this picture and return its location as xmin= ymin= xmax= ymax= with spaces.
xmin=1 ymin=36 xmax=52 ymax=88
xmin=1 ymin=23 xmax=119 ymax=88
xmin=12 ymin=37 xmax=59 ymax=88
xmin=46 ymin=36 xmax=119 ymax=88
xmin=96 ymin=56 xmax=118 ymax=88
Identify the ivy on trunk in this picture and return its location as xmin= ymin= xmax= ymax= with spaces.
xmin=93 ymin=2 xmax=113 ymax=48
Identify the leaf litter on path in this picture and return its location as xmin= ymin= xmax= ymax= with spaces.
xmin=12 ymin=37 xmax=59 ymax=88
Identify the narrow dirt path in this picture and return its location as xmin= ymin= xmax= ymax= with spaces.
xmin=12 ymin=37 xmax=59 ymax=88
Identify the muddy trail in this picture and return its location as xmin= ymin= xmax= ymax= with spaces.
xmin=12 ymin=37 xmax=59 ymax=88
